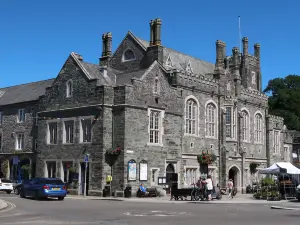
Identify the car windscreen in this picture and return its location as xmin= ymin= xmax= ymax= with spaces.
xmin=42 ymin=179 xmax=64 ymax=185
xmin=1 ymin=179 xmax=12 ymax=183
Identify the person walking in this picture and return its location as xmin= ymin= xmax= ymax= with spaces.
xmin=227 ymin=179 xmax=234 ymax=199
xmin=205 ymin=175 xmax=213 ymax=201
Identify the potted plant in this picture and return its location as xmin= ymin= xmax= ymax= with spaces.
xmin=105 ymin=146 xmax=121 ymax=156
xmin=197 ymin=152 xmax=217 ymax=165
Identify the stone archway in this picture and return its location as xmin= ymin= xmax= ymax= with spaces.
xmin=228 ymin=165 xmax=241 ymax=192
xmin=166 ymin=164 xmax=175 ymax=194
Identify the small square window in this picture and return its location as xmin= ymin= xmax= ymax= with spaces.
xmin=190 ymin=142 xmax=194 ymax=148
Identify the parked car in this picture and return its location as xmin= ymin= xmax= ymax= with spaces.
xmin=296 ymin=185 xmax=300 ymax=201
xmin=0 ymin=178 xmax=13 ymax=194
xmin=20 ymin=178 xmax=67 ymax=200
xmin=14 ymin=181 xmax=24 ymax=195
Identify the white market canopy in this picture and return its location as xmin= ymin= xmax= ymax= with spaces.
xmin=258 ymin=162 xmax=300 ymax=175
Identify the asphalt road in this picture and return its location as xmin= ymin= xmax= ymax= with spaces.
xmin=0 ymin=192 xmax=300 ymax=225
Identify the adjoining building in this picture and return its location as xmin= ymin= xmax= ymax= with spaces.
xmin=0 ymin=18 xmax=293 ymax=195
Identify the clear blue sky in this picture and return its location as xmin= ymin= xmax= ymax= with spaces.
xmin=0 ymin=0 xmax=299 ymax=89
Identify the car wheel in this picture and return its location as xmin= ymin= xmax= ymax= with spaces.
xmin=6 ymin=191 xmax=11 ymax=194
xmin=297 ymin=198 xmax=300 ymax=202
xmin=15 ymin=188 xmax=20 ymax=195
xmin=20 ymin=190 xmax=25 ymax=198
xmin=58 ymin=197 xmax=64 ymax=201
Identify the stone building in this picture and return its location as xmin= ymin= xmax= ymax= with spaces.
xmin=0 ymin=18 xmax=293 ymax=195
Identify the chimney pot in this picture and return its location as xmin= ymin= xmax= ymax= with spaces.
xmin=242 ymin=37 xmax=249 ymax=56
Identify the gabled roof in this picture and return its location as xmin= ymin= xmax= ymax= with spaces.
xmin=0 ymin=79 xmax=54 ymax=106
xmin=134 ymin=36 xmax=215 ymax=76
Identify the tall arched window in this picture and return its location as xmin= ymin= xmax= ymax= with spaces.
xmin=66 ymin=80 xmax=73 ymax=98
xmin=185 ymin=99 xmax=198 ymax=135
xmin=206 ymin=103 xmax=217 ymax=138
xmin=123 ymin=49 xmax=135 ymax=61
xmin=241 ymin=110 xmax=250 ymax=142
xmin=254 ymin=113 xmax=263 ymax=143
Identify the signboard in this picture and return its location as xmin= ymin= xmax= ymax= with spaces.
xmin=139 ymin=161 xmax=148 ymax=181
xmin=128 ymin=160 xmax=137 ymax=181
xmin=84 ymin=155 xmax=89 ymax=163
xmin=72 ymin=173 xmax=79 ymax=181
xmin=158 ymin=177 xmax=167 ymax=185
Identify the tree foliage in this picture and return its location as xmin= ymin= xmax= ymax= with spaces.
xmin=264 ymin=75 xmax=300 ymax=130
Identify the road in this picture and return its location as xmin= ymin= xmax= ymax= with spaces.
xmin=0 ymin=193 xmax=300 ymax=225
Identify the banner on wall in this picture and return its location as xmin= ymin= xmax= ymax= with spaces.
xmin=139 ymin=161 xmax=147 ymax=181
xmin=128 ymin=160 xmax=137 ymax=181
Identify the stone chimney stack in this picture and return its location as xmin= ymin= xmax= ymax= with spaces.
xmin=214 ymin=40 xmax=226 ymax=74
xmin=149 ymin=18 xmax=162 ymax=47
xmin=254 ymin=43 xmax=262 ymax=91
xmin=99 ymin=32 xmax=112 ymax=65
xmin=232 ymin=47 xmax=241 ymax=96
xmin=242 ymin=37 xmax=248 ymax=56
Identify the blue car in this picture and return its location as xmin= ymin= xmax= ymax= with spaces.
xmin=20 ymin=178 xmax=67 ymax=200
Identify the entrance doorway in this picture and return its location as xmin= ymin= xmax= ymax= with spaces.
xmin=228 ymin=166 xmax=240 ymax=190
xmin=166 ymin=164 xmax=175 ymax=194
xmin=80 ymin=162 xmax=90 ymax=196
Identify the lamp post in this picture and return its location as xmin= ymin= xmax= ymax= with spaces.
xmin=84 ymin=153 xmax=90 ymax=197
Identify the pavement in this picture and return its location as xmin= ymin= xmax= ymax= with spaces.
xmin=1 ymin=193 xmax=300 ymax=225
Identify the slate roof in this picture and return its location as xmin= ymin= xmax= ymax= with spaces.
xmin=135 ymin=36 xmax=215 ymax=76
xmin=0 ymin=79 xmax=54 ymax=106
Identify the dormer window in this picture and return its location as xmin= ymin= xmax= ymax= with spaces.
xmin=186 ymin=62 xmax=193 ymax=73
xmin=66 ymin=80 xmax=73 ymax=98
xmin=251 ymin=71 xmax=256 ymax=84
xmin=122 ymin=49 xmax=135 ymax=62
xmin=227 ymin=82 xmax=231 ymax=91
xmin=166 ymin=55 xmax=173 ymax=68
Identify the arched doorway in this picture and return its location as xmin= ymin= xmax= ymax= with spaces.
xmin=228 ymin=165 xmax=241 ymax=191
xmin=166 ymin=164 xmax=175 ymax=194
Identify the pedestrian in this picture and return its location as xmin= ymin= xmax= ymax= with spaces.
xmin=227 ymin=179 xmax=234 ymax=199
xmin=205 ymin=175 xmax=213 ymax=201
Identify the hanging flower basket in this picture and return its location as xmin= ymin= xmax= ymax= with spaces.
xmin=250 ymin=162 xmax=260 ymax=174
xmin=105 ymin=147 xmax=121 ymax=156
xmin=197 ymin=152 xmax=217 ymax=165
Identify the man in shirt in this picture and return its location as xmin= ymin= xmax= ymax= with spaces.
xmin=139 ymin=183 xmax=148 ymax=196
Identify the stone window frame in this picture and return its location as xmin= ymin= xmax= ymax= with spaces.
xmin=254 ymin=111 xmax=263 ymax=144
xmin=153 ymin=77 xmax=160 ymax=95
xmin=66 ymin=79 xmax=73 ymax=98
xmin=0 ymin=111 xmax=2 ymax=125
xmin=186 ymin=61 xmax=193 ymax=74
xmin=150 ymin=167 xmax=160 ymax=186
xmin=251 ymin=71 xmax=256 ymax=84
xmin=273 ymin=129 xmax=281 ymax=154
xmin=17 ymin=108 xmax=25 ymax=123
xmin=283 ymin=145 xmax=290 ymax=161
xmin=15 ymin=132 xmax=25 ymax=150
xmin=122 ymin=48 xmax=136 ymax=62
xmin=46 ymin=119 xmax=59 ymax=145
xmin=184 ymin=95 xmax=200 ymax=137
xmin=184 ymin=166 xmax=199 ymax=187
xmin=79 ymin=116 xmax=93 ymax=144
xmin=147 ymin=108 xmax=165 ymax=146
xmin=205 ymin=100 xmax=218 ymax=139
xmin=225 ymin=105 xmax=237 ymax=141
xmin=240 ymin=108 xmax=251 ymax=143
xmin=62 ymin=118 xmax=75 ymax=144
xmin=165 ymin=54 xmax=173 ymax=68
xmin=226 ymin=82 xmax=231 ymax=91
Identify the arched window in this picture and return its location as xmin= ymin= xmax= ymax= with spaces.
xmin=123 ymin=49 xmax=135 ymax=61
xmin=66 ymin=80 xmax=73 ymax=98
xmin=206 ymin=103 xmax=217 ymax=138
xmin=254 ymin=113 xmax=263 ymax=143
xmin=241 ymin=110 xmax=250 ymax=142
xmin=185 ymin=99 xmax=198 ymax=135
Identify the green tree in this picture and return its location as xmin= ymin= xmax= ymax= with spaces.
xmin=264 ymin=75 xmax=300 ymax=130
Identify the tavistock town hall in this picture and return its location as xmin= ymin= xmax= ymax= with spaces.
xmin=0 ymin=18 xmax=293 ymax=196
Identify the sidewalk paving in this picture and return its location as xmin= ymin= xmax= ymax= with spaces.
xmin=0 ymin=199 xmax=8 ymax=210
xmin=66 ymin=194 xmax=291 ymax=205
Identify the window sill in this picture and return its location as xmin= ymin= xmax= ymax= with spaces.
xmin=63 ymin=142 xmax=75 ymax=145
xmin=184 ymin=134 xmax=199 ymax=137
xmin=242 ymin=141 xmax=251 ymax=144
xmin=17 ymin=122 xmax=25 ymax=124
xmin=15 ymin=149 xmax=23 ymax=151
xmin=205 ymin=136 xmax=218 ymax=140
xmin=226 ymin=138 xmax=237 ymax=142
xmin=254 ymin=142 xmax=263 ymax=145
xmin=79 ymin=142 xmax=92 ymax=144
xmin=147 ymin=143 xmax=163 ymax=147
